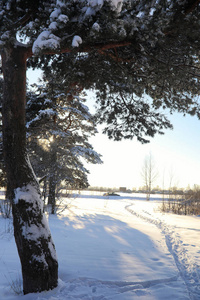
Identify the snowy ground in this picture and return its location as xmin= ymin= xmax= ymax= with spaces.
xmin=0 ymin=192 xmax=200 ymax=299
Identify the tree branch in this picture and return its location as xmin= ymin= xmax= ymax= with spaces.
xmin=14 ymin=13 xmax=32 ymax=27
xmin=184 ymin=0 xmax=200 ymax=14
xmin=28 ymin=40 xmax=132 ymax=58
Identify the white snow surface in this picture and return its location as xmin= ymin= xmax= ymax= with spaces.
xmin=1 ymin=191 xmax=200 ymax=299
xmin=13 ymin=185 xmax=57 ymax=262
xmin=14 ymin=184 xmax=42 ymax=207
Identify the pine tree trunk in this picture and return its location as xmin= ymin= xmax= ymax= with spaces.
xmin=48 ymin=175 xmax=56 ymax=214
xmin=1 ymin=46 xmax=58 ymax=294
xmin=42 ymin=176 xmax=48 ymax=204
xmin=48 ymin=150 xmax=57 ymax=214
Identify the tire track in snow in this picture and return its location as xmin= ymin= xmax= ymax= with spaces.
xmin=125 ymin=203 xmax=200 ymax=300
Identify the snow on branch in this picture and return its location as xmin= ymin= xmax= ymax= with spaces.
xmin=31 ymin=0 xmax=126 ymax=55
xmin=32 ymin=31 xmax=61 ymax=55
xmin=26 ymin=108 xmax=56 ymax=128
xmin=72 ymin=35 xmax=82 ymax=47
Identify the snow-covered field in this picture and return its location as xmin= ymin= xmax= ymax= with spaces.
xmin=0 ymin=192 xmax=200 ymax=300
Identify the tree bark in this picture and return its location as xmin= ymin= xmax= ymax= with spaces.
xmin=1 ymin=45 xmax=58 ymax=294
xmin=48 ymin=150 xmax=57 ymax=214
xmin=48 ymin=174 xmax=56 ymax=214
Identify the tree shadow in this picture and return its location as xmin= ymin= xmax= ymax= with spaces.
xmin=49 ymin=210 xmax=177 ymax=283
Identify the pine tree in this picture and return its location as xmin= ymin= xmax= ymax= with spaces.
xmin=0 ymin=0 xmax=200 ymax=294
xmin=26 ymin=69 xmax=102 ymax=213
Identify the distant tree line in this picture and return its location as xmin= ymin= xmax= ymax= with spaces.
xmin=161 ymin=187 xmax=200 ymax=215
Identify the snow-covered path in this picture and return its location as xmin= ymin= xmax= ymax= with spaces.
xmin=125 ymin=199 xmax=200 ymax=300
xmin=0 ymin=192 xmax=200 ymax=299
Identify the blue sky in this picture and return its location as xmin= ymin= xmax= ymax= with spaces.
xmin=27 ymin=69 xmax=200 ymax=190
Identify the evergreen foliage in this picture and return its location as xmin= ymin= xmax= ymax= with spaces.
xmin=26 ymin=68 xmax=102 ymax=200
xmin=1 ymin=1 xmax=200 ymax=143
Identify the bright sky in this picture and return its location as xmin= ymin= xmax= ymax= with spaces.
xmin=85 ymin=93 xmax=200 ymax=190
xmin=27 ymin=69 xmax=200 ymax=190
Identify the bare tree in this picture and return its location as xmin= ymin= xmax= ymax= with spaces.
xmin=141 ymin=153 xmax=158 ymax=201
